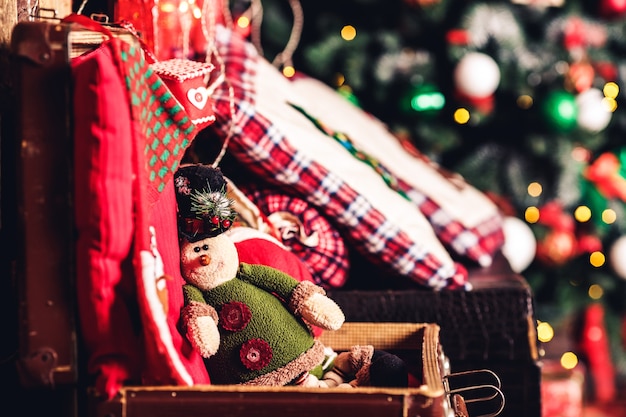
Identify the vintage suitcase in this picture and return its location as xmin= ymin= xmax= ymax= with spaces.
xmin=1 ymin=17 xmax=499 ymax=417
xmin=328 ymin=253 xmax=541 ymax=417
xmin=88 ymin=323 xmax=500 ymax=417
xmin=0 ymin=16 xmax=139 ymax=417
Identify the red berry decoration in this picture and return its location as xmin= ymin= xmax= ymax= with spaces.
xmin=211 ymin=216 xmax=220 ymax=225
xmin=222 ymin=219 xmax=232 ymax=229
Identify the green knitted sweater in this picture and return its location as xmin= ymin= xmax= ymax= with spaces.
xmin=183 ymin=263 xmax=317 ymax=385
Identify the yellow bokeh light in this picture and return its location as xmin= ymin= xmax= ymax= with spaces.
xmin=237 ymin=16 xmax=250 ymax=28
xmin=335 ymin=73 xmax=346 ymax=87
xmin=282 ymin=66 xmax=296 ymax=78
xmin=178 ymin=1 xmax=189 ymax=13
xmin=588 ymin=284 xmax=604 ymax=299
xmin=160 ymin=2 xmax=177 ymax=13
xmin=604 ymin=82 xmax=619 ymax=99
xmin=454 ymin=108 xmax=470 ymax=124
xmin=589 ymin=251 xmax=605 ymax=267
xmin=192 ymin=6 xmax=202 ymax=19
xmin=517 ymin=95 xmax=533 ymax=109
xmin=527 ymin=182 xmax=542 ymax=197
xmin=525 ymin=206 xmax=540 ymax=223
xmin=560 ymin=352 xmax=578 ymax=370
xmin=341 ymin=25 xmax=357 ymax=41
xmin=537 ymin=321 xmax=554 ymax=343
xmin=574 ymin=205 xmax=591 ymax=222
xmin=602 ymin=209 xmax=617 ymax=224
xmin=603 ymin=97 xmax=618 ymax=112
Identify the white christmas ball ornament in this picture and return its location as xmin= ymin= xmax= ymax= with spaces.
xmin=609 ymin=235 xmax=626 ymax=280
xmin=454 ymin=52 xmax=501 ymax=98
xmin=576 ymin=88 xmax=612 ymax=133
xmin=501 ymin=216 xmax=537 ymax=273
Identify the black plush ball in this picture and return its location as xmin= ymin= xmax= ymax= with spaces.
xmin=368 ymin=350 xmax=409 ymax=388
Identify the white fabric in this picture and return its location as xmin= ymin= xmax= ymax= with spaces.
xmin=253 ymin=59 xmax=456 ymax=269
xmin=289 ymin=76 xmax=500 ymax=229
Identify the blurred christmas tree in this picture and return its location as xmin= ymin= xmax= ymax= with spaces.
xmin=242 ymin=0 xmax=626 ymax=399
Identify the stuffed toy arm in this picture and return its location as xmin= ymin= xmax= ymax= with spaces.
xmin=290 ymin=281 xmax=345 ymax=331
xmin=238 ymin=263 xmax=345 ymax=330
xmin=182 ymin=301 xmax=220 ymax=358
xmin=182 ymin=285 xmax=221 ymax=358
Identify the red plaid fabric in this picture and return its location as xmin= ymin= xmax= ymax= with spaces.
xmin=391 ymin=136 xmax=505 ymax=266
xmin=206 ymin=26 xmax=468 ymax=290
xmin=402 ymin=186 xmax=505 ymax=266
xmin=291 ymin=100 xmax=504 ymax=267
xmin=240 ymin=185 xmax=350 ymax=289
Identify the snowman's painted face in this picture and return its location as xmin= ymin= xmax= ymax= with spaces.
xmin=180 ymin=234 xmax=239 ymax=291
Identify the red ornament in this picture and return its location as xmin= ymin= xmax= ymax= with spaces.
xmin=576 ymin=234 xmax=603 ymax=254
xmin=222 ymin=219 xmax=232 ymax=229
xmin=446 ymin=29 xmax=470 ymax=46
xmin=595 ymin=61 xmax=618 ymax=82
xmin=536 ymin=229 xmax=577 ymax=266
xmin=583 ymin=152 xmax=626 ymax=201
xmin=563 ymin=17 xmax=586 ymax=51
xmin=563 ymin=17 xmax=608 ymax=50
xmin=537 ymin=201 xmax=575 ymax=232
xmin=578 ymin=304 xmax=616 ymax=403
xmin=566 ymin=61 xmax=595 ymax=93
xmin=600 ymin=0 xmax=626 ymax=18
xmin=454 ymin=91 xmax=495 ymax=114
xmin=240 ymin=338 xmax=272 ymax=371
xmin=211 ymin=216 xmax=220 ymax=225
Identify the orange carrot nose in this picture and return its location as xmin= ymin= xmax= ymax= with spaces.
xmin=199 ymin=254 xmax=211 ymax=266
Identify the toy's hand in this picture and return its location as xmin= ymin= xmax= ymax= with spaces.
xmin=182 ymin=301 xmax=220 ymax=358
xmin=300 ymin=292 xmax=345 ymax=331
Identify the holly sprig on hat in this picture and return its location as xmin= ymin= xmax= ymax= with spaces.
xmin=189 ymin=185 xmax=237 ymax=234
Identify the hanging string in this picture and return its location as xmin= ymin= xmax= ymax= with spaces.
xmin=270 ymin=0 xmax=303 ymax=71
xmin=243 ymin=0 xmax=302 ymax=71
xmin=220 ymin=0 xmax=234 ymax=29
xmin=200 ymin=0 xmax=303 ymax=167
xmin=180 ymin=0 xmax=193 ymax=59
xmin=75 ymin=0 xmax=88 ymax=15
xmin=201 ymin=0 xmax=237 ymax=168
xmin=249 ymin=0 xmax=264 ymax=56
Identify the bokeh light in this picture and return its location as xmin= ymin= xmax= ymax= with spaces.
xmin=454 ymin=108 xmax=470 ymax=124
xmin=560 ymin=352 xmax=578 ymax=369
xmin=341 ymin=25 xmax=357 ymax=41
xmin=537 ymin=321 xmax=554 ymax=343
xmin=588 ymin=284 xmax=604 ymax=299
xmin=528 ymin=182 xmax=542 ymax=197
xmin=525 ymin=206 xmax=540 ymax=223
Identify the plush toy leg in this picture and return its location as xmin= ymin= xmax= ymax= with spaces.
xmin=319 ymin=345 xmax=409 ymax=388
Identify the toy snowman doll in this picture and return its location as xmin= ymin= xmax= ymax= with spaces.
xmin=174 ymin=164 xmax=348 ymax=386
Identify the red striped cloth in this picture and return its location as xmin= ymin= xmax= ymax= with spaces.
xmin=205 ymin=26 xmax=468 ymax=290
xmin=240 ymin=186 xmax=349 ymax=289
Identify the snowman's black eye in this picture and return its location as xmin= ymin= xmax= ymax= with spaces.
xmin=193 ymin=246 xmax=201 ymax=253
xmin=202 ymin=244 xmax=209 ymax=251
